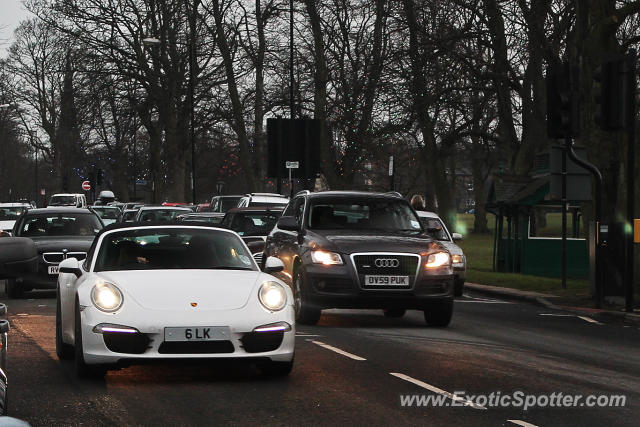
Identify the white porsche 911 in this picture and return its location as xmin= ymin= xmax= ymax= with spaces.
xmin=55 ymin=224 xmax=295 ymax=378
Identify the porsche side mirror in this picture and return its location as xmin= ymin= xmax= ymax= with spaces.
xmin=277 ymin=216 xmax=299 ymax=232
xmin=59 ymin=257 xmax=83 ymax=278
xmin=264 ymin=256 xmax=285 ymax=274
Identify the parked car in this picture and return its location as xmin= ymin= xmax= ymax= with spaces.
xmin=7 ymin=207 xmax=104 ymax=298
xmin=209 ymin=195 xmax=243 ymax=213
xmin=222 ymin=207 xmax=284 ymax=266
xmin=264 ymin=191 xmax=455 ymax=326
xmin=194 ymin=203 xmax=210 ymax=212
xmin=91 ymin=206 xmax=121 ymax=226
xmin=415 ymin=211 xmax=466 ymax=297
xmin=237 ymin=193 xmax=288 ymax=209
xmin=0 ymin=203 xmax=31 ymax=234
xmin=48 ymin=193 xmax=87 ymax=208
xmin=54 ymin=224 xmax=294 ymax=378
xmin=135 ymin=206 xmax=192 ymax=222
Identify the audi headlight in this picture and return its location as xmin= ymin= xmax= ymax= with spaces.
xmin=452 ymin=254 xmax=465 ymax=266
xmin=311 ymin=250 xmax=343 ymax=265
xmin=425 ymin=252 xmax=450 ymax=269
xmin=259 ymin=281 xmax=287 ymax=311
xmin=91 ymin=281 xmax=123 ymax=312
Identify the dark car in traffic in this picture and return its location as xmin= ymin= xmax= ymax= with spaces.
xmin=7 ymin=207 xmax=103 ymax=297
xmin=222 ymin=206 xmax=284 ymax=265
xmin=264 ymin=191 xmax=455 ymax=326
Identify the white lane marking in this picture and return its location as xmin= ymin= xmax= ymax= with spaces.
xmin=463 ymin=294 xmax=497 ymax=301
xmin=577 ymin=316 xmax=603 ymax=325
xmin=16 ymin=313 xmax=29 ymax=316
xmin=540 ymin=313 xmax=603 ymax=325
xmin=508 ymin=420 xmax=539 ymax=427
xmin=456 ymin=300 xmax=512 ymax=304
xmin=539 ymin=313 xmax=573 ymax=317
xmin=389 ymin=372 xmax=487 ymax=410
xmin=296 ymin=334 xmax=320 ymax=337
xmin=37 ymin=305 xmax=47 ymax=307
xmin=312 ymin=340 xmax=366 ymax=361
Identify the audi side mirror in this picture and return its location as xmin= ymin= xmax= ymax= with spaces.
xmin=277 ymin=216 xmax=299 ymax=232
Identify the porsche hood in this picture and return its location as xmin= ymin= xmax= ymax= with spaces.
xmin=95 ymin=270 xmax=264 ymax=311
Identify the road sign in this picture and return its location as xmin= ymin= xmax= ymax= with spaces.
xmin=388 ymin=156 xmax=394 ymax=176
xmin=286 ymin=161 xmax=299 ymax=169
xmin=81 ymin=181 xmax=91 ymax=191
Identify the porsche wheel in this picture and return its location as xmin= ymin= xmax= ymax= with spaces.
xmin=293 ymin=269 xmax=320 ymax=325
xmin=56 ymin=291 xmax=73 ymax=360
xmin=74 ymin=303 xmax=106 ymax=378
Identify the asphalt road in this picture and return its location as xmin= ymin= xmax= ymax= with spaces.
xmin=1 ymin=284 xmax=639 ymax=426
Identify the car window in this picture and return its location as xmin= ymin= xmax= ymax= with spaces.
xmin=420 ymin=218 xmax=449 ymax=241
xmin=18 ymin=214 xmax=103 ymax=236
xmin=94 ymin=228 xmax=256 ymax=271
xmin=221 ymin=197 xmax=242 ymax=212
xmin=227 ymin=212 xmax=280 ymax=236
xmin=0 ymin=206 xmax=26 ymax=220
xmin=294 ymin=199 xmax=305 ymax=224
xmin=49 ymin=196 xmax=77 ymax=206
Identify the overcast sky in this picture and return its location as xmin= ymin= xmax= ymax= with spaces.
xmin=0 ymin=0 xmax=34 ymax=57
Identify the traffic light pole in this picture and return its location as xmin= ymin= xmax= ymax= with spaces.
xmin=566 ymin=141 xmax=604 ymax=308
xmin=623 ymin=50 xmax=636 ymax=313
xmin=562 ymin=142 xmax=567 ymax=290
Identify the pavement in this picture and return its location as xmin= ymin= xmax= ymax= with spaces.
xmin=1 ymin=284 xmax=639 ymax=426
xmin=466 ymin=283 xmax=640 ymax=326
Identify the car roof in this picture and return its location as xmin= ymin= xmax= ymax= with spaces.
xmin=26 ymin=207 xmax=95 ymax=214
xmin=416 ymin=210 xmax=439 ymax=218
xmin=302 ymin=191 xmax=407 ymax=200
xmin=180 ymin=212 xmax=223 ymax=217
xmin=226 ymin=206 xmax=284 ymax=213
xmin=95 ymin=221 xmax=233 ymax=238
xmin=92 ymin=205 xmax=120 ymax=210
xmin=138 ymin=206 xmax=192 ymax=211
xmin=0 ymin=203 xmax=31 ymax=207
xmin=50 ymin=193 xmax=84 ymax=197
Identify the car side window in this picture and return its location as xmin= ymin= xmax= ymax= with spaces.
xmin=294 ymin=199 xmax=305 ymax=225
xmin=282 ymin=200 xmax=295 ymax=217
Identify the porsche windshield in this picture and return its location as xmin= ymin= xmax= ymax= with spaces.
xmin=307 ymin=199 xmax=422 ymax=232
xmin=94 ymin=228 xmax=256 ymax=271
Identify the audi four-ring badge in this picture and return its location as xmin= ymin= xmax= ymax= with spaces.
xmin=264 ymin=191 xmax=455 ymax=327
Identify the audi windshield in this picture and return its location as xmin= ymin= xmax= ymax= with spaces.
xmin=306 ymin=199 xmax=422 ymax=232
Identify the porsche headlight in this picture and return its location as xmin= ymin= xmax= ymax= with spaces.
xmin=310 ymin=250 xmax=343 ymax=265
xmin=425 ymin=252 xmax=450 ymax=269
xmin=259 ymin=281 xmax=287 ymax=311
xmin=91 ymin=281 xmax=123 ymax=312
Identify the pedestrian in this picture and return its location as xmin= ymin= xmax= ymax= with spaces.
xmin=410 ymin=194 xmax=425 ymax=211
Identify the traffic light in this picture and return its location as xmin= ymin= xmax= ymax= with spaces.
xmin=593 ymin=53 xmax=637 ymax=131
xmin=546 ymin=62 xmax=579 ymax=138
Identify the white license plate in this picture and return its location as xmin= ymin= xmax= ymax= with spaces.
xmin=164 ymin=326 xmax=231 ymax=342
xmin=48 ymin=266 xmax=59 ymax=275
xmin=364 ymin=275 xmax=409 ymax=286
